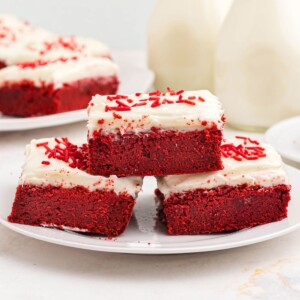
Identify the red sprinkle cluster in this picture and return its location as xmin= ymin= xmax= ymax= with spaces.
xmin=17 ymin=56 xmax=78 ymax=69
xmin=36 ymin=138 xmax=88 ymax=170
xmin=221 ymin=136 xmax=266 ymax=161
xmin=104 ymin=88 xmax=205 ymax=112
xmin=38 ymin=37 xmax=85 ymax=55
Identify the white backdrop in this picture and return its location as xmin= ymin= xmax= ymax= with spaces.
xmin=0 ymin=0 xmax=156 ymax=49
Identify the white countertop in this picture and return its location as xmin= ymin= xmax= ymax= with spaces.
xmin=0 ymin=122 xmax=300 ymax=300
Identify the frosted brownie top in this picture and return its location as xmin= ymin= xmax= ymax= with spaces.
xmin=2 ymin=35 xmax=110 ymax=66
xmin=0 ymin=15 xmax=54 ymax=62
xmin=87 ymin=89 xmax=224 ymax=136
xmin=19 ymin=138 xmax=142 ymax=197
xmin=0 ymin=14 xmax=110 ymax=65
xmin=0 ymin=14 xmax=36 ymax=47
xmin=157 ymin=137 xmax=289 ymax=196
xmin=0 ymin=56 xmax=118 ymax=87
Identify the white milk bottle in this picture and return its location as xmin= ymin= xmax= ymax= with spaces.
xmin=215 ymin=0 xmax=300 ymax=131
xmin=148 ymin=0 xmax=231 ymax=91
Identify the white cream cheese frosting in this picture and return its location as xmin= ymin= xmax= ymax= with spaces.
xmin=0 ymin=15 xmax=55 ymax=62
xmin=2 ymin=35 xmax=110 ymax=65
xmin=0 ymin=56 xmax=118 ymax=87
xmin=0 ymin=14 xmax=110 ymax=65
xmin=19 ymin=138 xmax=142 ymax=197
xmin=157 ymin=138 xmax=289 ymax=197
xmin=0 ymin=14 xmax=35 ymax=47
xmin=87 ymin=90 xmax=224 ymax=136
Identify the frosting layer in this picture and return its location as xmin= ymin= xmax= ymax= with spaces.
xmin=157 ymin=138 xmax=289 ymax=196
xmin=0 ymin=57 xmax=118 ymax=87
xmin=87 ymin=90 xmax=224 ymax=135
xmin=0 ymin=15 xmax=110 ymax=65
xmin=3 ymin=35 xmax=110 ymax=65
xmin=0 ymin=15 xmax=54 ymax=62
xmin=20 ymin=138 xmax=142 ymax=197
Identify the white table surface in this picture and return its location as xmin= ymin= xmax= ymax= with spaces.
xmin=1 ymin=123 xmax=300 ymax=300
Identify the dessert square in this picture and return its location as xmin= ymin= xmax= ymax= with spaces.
xmin=0 ymin=57 xmax=119 ymax=117
xmin=87 ymin=89 xmax=224 ymax=176
xmin=156 ymin=137 xmax=291 ymax=235
xmin=8 ymin=138 xmax=142 ymax=237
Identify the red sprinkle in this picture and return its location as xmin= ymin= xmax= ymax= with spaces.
xmin=236 ymin=136 xmax=260 ymax=145
xmin=149 ymin=96 xmax=160 ymax=101
xmin=176 ymin=89 xmax=184 ymax=95
xmin=114 ymin=106 xmax=131 ymax=111
xmin=115 ymin=100 xmax=130 ymax=108
xmin=162 ymin=99 xmax=174 ymax=104
xmin=182 ymin=100 xmax=196 ymax=105
xmin=41 ymin=161 xmax=50 ymax=165
xmin=135 ymin=92 xmax=142 ymax=96
xmin=149 ymin=90 xmax=161 ymax=96
xmin=37 ymin=138 xmax=88 ymax=170
xmin=113 ymin=112 xmax=122 ymax=119
xmin=151 ymin=100 xmax=161 ymax=108
xmin=36 ymin=142 xmax=49 ymax=147
xmin=198 ymin=96 xmax=205 ymax=102
xmin=132 ymin=102 xmax=147 ymax=107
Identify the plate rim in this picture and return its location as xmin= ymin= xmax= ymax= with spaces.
xmin=0 ymin=217 xmax=299 ymax=255
xmin=265 ymin=116 xmax=300 ymax=163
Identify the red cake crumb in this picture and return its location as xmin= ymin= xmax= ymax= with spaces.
xmin=0 ymin=75 xmax=119 ymax=117
xmin=88 ymin=127 xmax=223 ymax=176
xmin=156 ymin=184 xmax=291 ymax=235
xmin=0 ymin=60 xmax=6 ymax=69
xmin=8 ymin=185 xmax=135 ymax=237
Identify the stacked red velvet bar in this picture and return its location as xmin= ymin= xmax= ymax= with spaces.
xmin=87 ymin=89 xmax=225 ymax=176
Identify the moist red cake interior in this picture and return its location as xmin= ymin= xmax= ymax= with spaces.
xmin=9 ymin=184 xmax=135 ymax=237
xmin=88 ymin=126 xmax=223 ymax=176
xmin=156 ymin=184 xmax=291 ymax=235
xmin=0 ymin=75 xmax=119 ymax=117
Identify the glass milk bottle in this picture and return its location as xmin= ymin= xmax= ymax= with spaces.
xmin=148 ymin=0 xmax=224 ymax=91
xmin=215 ymin=0 xmax=300 ymax=131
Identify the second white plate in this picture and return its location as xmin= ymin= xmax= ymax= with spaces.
xmin=0 ymin=51 xmax=154 ymax=132
xmin=265 ymin=116 xmax=300 ymax=165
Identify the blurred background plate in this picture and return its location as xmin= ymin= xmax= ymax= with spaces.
xmin=0 ymin=50 xmax=154 ymax=132
xmin=265 ymin=116 xmax=300 ymax=167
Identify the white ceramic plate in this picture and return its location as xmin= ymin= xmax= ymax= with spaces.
xmin=0 ymin=163 xmax=299 ymax=255
xmin=265 ymin=116 xmax=300 ymax=165
xmin=0 ymin=51 xmax=154 ymax=132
